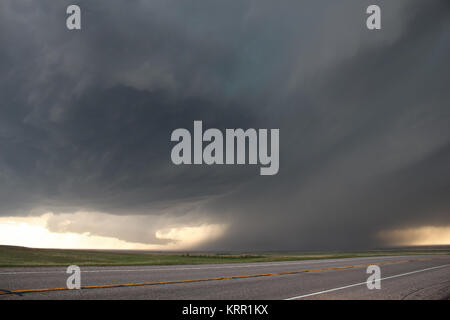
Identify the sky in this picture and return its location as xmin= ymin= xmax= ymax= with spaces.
xmin=0 ymin=0 xmax=449 ymax=251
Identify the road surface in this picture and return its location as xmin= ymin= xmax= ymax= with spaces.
xmin=0 ymin=255 xmax=449 ymax=299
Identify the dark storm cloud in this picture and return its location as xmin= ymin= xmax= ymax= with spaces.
xmin=0 ymin=0 xmax=449 ymax=249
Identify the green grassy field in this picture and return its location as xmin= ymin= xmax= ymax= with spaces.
xmin=0 ymin=245 xmax=448 ymax=267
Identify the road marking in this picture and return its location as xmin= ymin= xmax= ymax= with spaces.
xmin=0 ymin=255 xmax=433 ymax=275
xmin=284 ymin=264 xmax=450 ymax=300
xmin=0 ymin=258 xmax=432 ymax=296
xmin=0 ymin=260 xmax=342 ymax=275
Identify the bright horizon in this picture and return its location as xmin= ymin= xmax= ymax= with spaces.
xmin=1 ymin=213 xmax=449 ymax=250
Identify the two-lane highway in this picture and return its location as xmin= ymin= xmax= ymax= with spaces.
xmin=0 ymin=255 xmax=449 ymax=299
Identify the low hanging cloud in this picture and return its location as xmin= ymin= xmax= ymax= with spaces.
xmin=44 ymin=210 xmax=227 ymax=246
xmin=0 ymin=0 xmax=449 ymax=250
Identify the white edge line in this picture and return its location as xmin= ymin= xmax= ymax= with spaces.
xmin=284 ymin=264 xmax=450 ymax=300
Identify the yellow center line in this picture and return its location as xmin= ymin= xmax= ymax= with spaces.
xmin=0 ymin=258 xmax=433 ymax=296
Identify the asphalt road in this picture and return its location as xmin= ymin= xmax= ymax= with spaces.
xmin=0 ymin=255 xmax=449 ymax=299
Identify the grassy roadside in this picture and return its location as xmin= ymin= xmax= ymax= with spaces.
xmin=0 ymin=245 xmax=448 ymax=268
